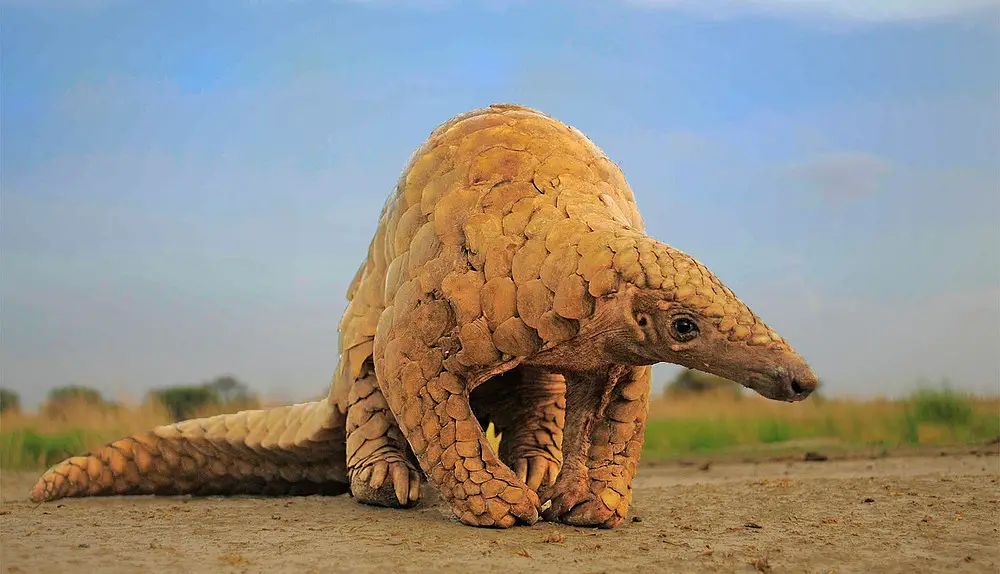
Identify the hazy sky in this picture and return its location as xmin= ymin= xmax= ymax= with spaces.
xmin=3 ymin=0 xmax=999 ymax=408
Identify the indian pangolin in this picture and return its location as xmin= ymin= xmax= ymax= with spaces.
xmin=28 ymin=104 xmax=818 ymax=529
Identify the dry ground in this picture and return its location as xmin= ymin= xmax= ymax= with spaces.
xmin=2 ymin=451 xmax=998 ymax=573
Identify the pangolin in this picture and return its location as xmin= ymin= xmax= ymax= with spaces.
xmin=28 ymin=104 xmax=818 ymax=529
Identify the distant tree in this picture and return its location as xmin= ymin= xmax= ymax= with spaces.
xmin=148 ymin=375 xmax=260 ymax=422
xmin=148 ymin=385 xmax=221 ymax=422
xmin=665 ymin=368 xmax=740 ymax=396
xmin=207 ymin=375 xmax=253 ymax=404
xmin=43 ymin=385 xmax=107 ymax=420
xmin=47 ymin=385 xmax=104 ymax=406
xmin=0 ymin=388 xmax=20 ymax=414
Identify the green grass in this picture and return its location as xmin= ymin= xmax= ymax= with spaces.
xmin=910 ymin=387 xmax=974 ymax=425
xmin=641 ymin=416 xmax=820 ymax=458
xmin=642 ymin=418 xmax=738 ymax=454
xmin=902 ymin=387 xmax=999 ymax=446
xmin=0 ymin=429 xmax=93 ymax=469
xmin=638 ymin=387 xmax=1000 ymax=460
xmin=2 ymin=387 xmax=998 ymax=471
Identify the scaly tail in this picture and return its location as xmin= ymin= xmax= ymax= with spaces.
xmin=28 ymin=400 xmax=349 ymax=502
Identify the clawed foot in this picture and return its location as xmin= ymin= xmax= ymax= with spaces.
xmin=350 ymin=459 xmax=422 ymax=508
xmin=512 ymin=455 xmax=560 ymax=492
xmin=454 ymin=480 xmax=541 ymax=528
xmin=540 ymin=484 xmax=626 ymax=529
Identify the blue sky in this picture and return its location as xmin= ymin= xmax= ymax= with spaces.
xmin=3 ymin=0 xmax=998 ymax=407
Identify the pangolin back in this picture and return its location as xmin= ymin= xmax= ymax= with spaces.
xmin=328 ymin=103 xmax=649 ymax=407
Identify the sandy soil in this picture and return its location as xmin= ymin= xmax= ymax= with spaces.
xmin=2 ymin=451 xmax=998 ymax=573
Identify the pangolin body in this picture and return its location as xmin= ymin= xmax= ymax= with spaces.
xmin=29 ymin=104 xmax=818 ymax=529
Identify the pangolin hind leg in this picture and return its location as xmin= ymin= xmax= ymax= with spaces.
xmin=470 ymin=366 xmax=566 ymax=492
xmin=540 ymin=365 xmax=650 ymax=528
xmin=345 ymin=359 xmax=422 ymax=508
xmin=28 ymin=399 xmax=350 ymax=502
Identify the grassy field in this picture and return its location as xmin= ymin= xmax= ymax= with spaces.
xmin=641 ymin=387 xmax=999 ymax=459
xmin=1 ymin=387 xmax=997 ymax=472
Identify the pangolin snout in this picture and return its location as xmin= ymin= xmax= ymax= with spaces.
xmin=773 ymin=360 xmax=818 ymax=402
xmin=740 ymin=351 xmax=819 ymax=403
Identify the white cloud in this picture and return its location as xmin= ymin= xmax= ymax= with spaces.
xmin=620 ymin=0 xmax=1000 ymax=24
xmin=786 ymin=151 xmax=892 ymax=203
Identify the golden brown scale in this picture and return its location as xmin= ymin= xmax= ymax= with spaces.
xmin=30 ymin=104 xmax=818 ymax=530
xmin=29 ymin=401 xmax=350 ymax=502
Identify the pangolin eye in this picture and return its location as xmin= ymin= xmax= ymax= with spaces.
xmin=671 ymin=317 xmax=699 ymax=341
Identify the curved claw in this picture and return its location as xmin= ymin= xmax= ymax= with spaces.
xmin=541 ymin=488 xmax=622 ymax=528
xmin=350 ymin=460 xmax=421 ymax=508
xmin=513 ymin=456 xmax=560 ymax=492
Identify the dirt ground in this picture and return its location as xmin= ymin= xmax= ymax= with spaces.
xmin=2 ymin=450 xmax=998 ymax=574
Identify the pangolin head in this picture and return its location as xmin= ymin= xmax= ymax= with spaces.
xmin=596 ymin=234 xmax=818 ymax=403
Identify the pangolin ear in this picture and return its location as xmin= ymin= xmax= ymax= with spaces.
xmin=629 ymin=287 xmax=671 ymax=317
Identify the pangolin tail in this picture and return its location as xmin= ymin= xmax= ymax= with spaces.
xmin=28 ymin=399 xmax=349 ymax=502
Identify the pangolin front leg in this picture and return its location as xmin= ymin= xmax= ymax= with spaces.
xmin=471 ymin=366 xmax=566 ymax=492
xmin=345 ymin=359 xmax=422 ymax=508
xmin=540 ymin=365 xmax=650 ymax=528
xmin=374 ymin=322 xmax=540 ymax=528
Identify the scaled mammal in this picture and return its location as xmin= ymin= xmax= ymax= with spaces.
xmin=30 ymin=104 xmax=818 ymax=529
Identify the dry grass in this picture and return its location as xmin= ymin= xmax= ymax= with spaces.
xmin=1 ymin=388 xmax=997 ymax=471
xmin=642 ymin=388 xmax=1000 ymax=457
xmin=2 ymin=400 xmax=173 ymax=436
xmin=0 ymin=396 xmax=283 ymax=437
xmin=0 ymin=396 xmax=279 ymax=469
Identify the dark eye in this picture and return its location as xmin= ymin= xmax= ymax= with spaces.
xmin=671 ymin=317 xmax=699 ymax=341
xmin=636 ymin=313 xmax=649 ymax=327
